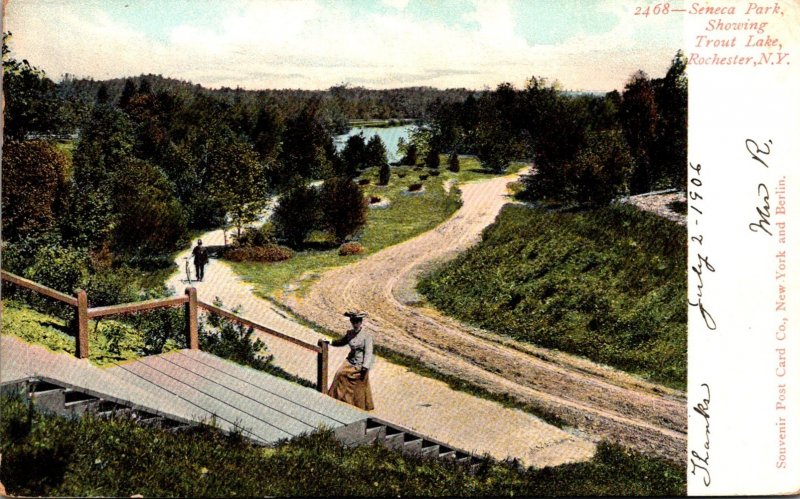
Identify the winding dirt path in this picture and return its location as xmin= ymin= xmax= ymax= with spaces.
xmin=166 ymin=186 xmax=596 ymax=468
xmin=280 ymin=169 xmax=688 ymax=462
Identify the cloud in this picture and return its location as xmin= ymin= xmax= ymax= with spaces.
xmin=4 ymin=0 xmax=682 ymax=91
xmin=382 ymin=0 xmax=410 ymax=11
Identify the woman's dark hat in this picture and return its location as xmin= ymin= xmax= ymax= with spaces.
xmin=344 ymin=311 xmax=368 ymax=319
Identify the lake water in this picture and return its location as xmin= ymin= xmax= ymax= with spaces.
xmin=334 ymin=124 xmax=416 ymax=164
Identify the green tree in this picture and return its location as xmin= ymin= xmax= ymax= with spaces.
xmin=425 ymin=147 xmax=440 ymax=169
xmin=571 ymin=129 xmax=635 ymax=206
xmin=653 ymin=50 xmax=688 ymax=189
xmin=1 ymin=141 xmax=69 ymax=240
xmin=378 ymin=162 xmax=391 ymax=185
xmin=341 ymin=133 xmax=367 ymax=176
xmin=271 ymin=183 xmax=320 ymax=248
xmin=63 ymin=104 xmax=135 ymax=249
xmin=207 ymin=138 xmax=270 ymax=239
xmin=620 ymin=71 xmax=658 ymax=193
xmin=251 ymin=105 xmax=284 ymax=163
xmin=2 ymin=33 xmax=67 ymax=140
xmin=401 ymin=144 xmax=418 ymax=166
xmin=318 ymin=177 xmax=367 ymax=243
xmin=279 ymin=102 xmax=336 ymax=181
xmin=364 ymin=135 xmax=388 ymax=168
xmin=447 ymin=151 xmax=460 ymax=173
xmin=110 ymin=158 xmax=188 ymax=260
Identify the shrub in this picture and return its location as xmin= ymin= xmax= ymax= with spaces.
xmin=111 ymin=158 xmax=189 ymax=258
xmin=23 ymin=245 xmax=88 ymax=296
xmin=401 ymin=144 xmax=418 ymax=166
xmin=369 ymin=196 xmax=382 ymax=204
xmin=271 ymin=183 xmax=320 ymax=248
xmin=318 ymin=177 xmax=368 ymax=243
xmin=397 ymin=172 xmax=407 ymax=179
xmin=429 ymin=170 xmax=440 ymax=177
xmin=233 ymin=223 xmax=276 ymax=248
xmin=448 ymin=151 xmax=460 ymax=172
xmin=338 ymin=242 xmax=364 ymax=256
xmin=224 ymin=245 xmax=293 ymax=263
xmin=570 ymin=129 xmax=635 ymax=206
xmin=378 ymin=162 xmax=390 ymax=185
xmin=408 ymin=183 xmax=423 ymax=192
xmin=358 ymin=178 xmax=370 ymax=186
xmin=200 ymin=300 xmax=273 ymax=372
xmin=85 ymin=267 xmax=139 ymax=307
xmin=419 ymin=174 xmax=429 ymax=181
xmin=668 ymin=200 xmax=687 ymax=215
xmin=425 ymin=148 xmax=440 ymax=168
xmin=1 ymin=140 xmax=69 ymax=241
xmin=130 ymin=306 xmax=186 ymax=355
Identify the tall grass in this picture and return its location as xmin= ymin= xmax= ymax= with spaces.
xmin=418 ymin=203 xmax=687 ymax=389
xmin=1 ymin=394 xmax=685 ymax=496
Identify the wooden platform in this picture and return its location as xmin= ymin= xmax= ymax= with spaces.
xmin=0 ymin=336 xmax=366 ymax=445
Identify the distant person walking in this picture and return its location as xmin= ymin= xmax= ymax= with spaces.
xmin=192 ymin=239 xmax=209 ymax=281
xmin=328 ymin=311 xmax=374 ymax=411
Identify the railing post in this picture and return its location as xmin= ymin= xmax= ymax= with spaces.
xmin=317 ymin=339 xmax=329 ymax=393
xmin=185 ymin=287 xmax=198 ymax=350
xmin=76 ymin=289 xmax=89 ymax=359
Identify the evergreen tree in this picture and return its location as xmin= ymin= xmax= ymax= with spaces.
xmin=425 ymin=147 xmax=440 ymax=169
xmin=271 ymin=183 xmax=320 ymax=248
xmin=318 ymin=177 xmax=367 ymax=243
xmin=378 ymin=162 xmax=390 ymax=185
xmin=364 ymin=135 xmax=387 ymax=167
xmin=447 ymin=151 xmax=460 ymax=173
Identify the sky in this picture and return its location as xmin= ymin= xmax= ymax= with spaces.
xmin=4 ymin=0 xmax=683 ymax=92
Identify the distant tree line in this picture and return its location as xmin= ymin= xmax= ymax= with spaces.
xmin=423 ymin=51 xmax=687 ymax=206
xmin=57 ymin=75 xmax=476 ymax=135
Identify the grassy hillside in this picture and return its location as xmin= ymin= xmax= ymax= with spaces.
xmin=418 ymin=204 xmax=687 ymax=389
xmin=1 ymin=300 xmax=153 ymax=366
xmin=1 ymin=395 xmax=684 ymax=497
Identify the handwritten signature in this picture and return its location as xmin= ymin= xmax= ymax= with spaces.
xmin=690 ymin=383 xmax=712 ymax=487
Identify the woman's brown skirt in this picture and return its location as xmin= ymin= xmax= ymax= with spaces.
xmin=327 ymin=363 xmax=374 ymax=411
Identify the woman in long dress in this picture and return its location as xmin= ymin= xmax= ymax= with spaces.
xmin=327 ymin=311 xmax=374 ymax=411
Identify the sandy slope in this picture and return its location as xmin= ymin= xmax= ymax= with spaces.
xmin=280 ymin=169 xmax=688 ymax=462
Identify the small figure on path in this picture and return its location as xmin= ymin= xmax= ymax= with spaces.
xmin=191 ymin=239 xmax=209 ymax=281
xmin=328 ymin=311 xmax=374 ymax=411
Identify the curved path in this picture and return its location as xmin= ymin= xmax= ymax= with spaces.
xmin=166 ymin=192 xmax=596 ymax=469
xmin=280 ymin=169 xmax=688 ymax=462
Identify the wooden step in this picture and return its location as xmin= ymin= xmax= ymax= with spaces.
xmin=365 ymin=419 xmax=386 ymax=442
xmin=401 ymin=433 xmax=423 ymax=455
xmin=30 ymin=388 xmax=65 ymax=414
xmin=384 ymin=426 xmax=405 ymax=450
xmin=420 ymin=440 xmax=440 ymax=458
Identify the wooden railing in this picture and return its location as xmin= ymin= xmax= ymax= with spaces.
xmin=1 ymin=270 xmax=330 ymax=392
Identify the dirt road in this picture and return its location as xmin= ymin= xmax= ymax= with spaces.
xmin=281 ymin=169 xmax=688 ymax=462
xmin=166 ymin=192 xmax=597 ymax=468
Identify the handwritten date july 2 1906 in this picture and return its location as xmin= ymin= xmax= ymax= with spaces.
xmin=688 ymin=162 xmax=717 ymax=330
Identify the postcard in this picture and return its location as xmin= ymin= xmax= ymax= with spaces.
xmin=0 ymin=0 xmax=797 ymax=496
